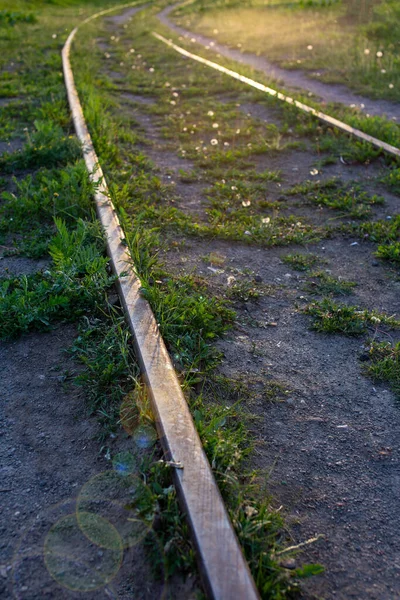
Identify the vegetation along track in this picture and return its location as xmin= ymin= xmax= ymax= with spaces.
xmin=1 ymin=0 xmax=400 ymax=599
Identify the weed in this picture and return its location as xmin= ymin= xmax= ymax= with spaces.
xmin=304 ymin=271 xmax=356 ymax=296
xmin=0 ymin=219 xmax=113 ymax=340
xmin=282 ymin=253 xmax=319 ymax=271
xmin=375 ymin=242 xmax=400 ymax=265
xmin=227 ymin=279 xmax=260 ymax=302
xmin=287 ymin=178 xmax=384 ymax=219
xmin=0 ymin=121 xmax=81 ymax=172
xmin=366 ymin=341 xmax=400 ymax=398
xmin=305 ymin=298 xmax=400 ymax=335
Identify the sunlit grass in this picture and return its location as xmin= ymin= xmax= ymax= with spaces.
xmin=175 ymin=0 xmax=400 ymax=101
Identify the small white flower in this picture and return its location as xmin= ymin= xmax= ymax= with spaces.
xmin=376 ymin=51 xmax=383 ymax=58
xmin=170 ymin=100 xmax=176 ymax=105
xmin=310 ymin=168 xmax=319 ymax=176
xmin=105 ymin=53 xmax=110 ymax=59
xmin=149 ymin=67 xmax=154 ymax=72
xmin=210 ymin=139 xmax=218 ymax=145
xmin=236 ymin=129 xmax=241 ymax=134
xmin=381 ymin=69 xmax=386 ymax=74
xmin=52 ymin=34 xmax=57 ymax=39
xmin=207 ymin=110 xmax=214 ymax=116
xmin=224 ymin=142 xmax=230 ymax=146
xmin=307 ymin=45 xmax=313 ymax=50
xmin=110 ymin=36 xmax=115 ymax=40
xmin=231 ymin=186 xmax=237 ymax=191
xmin=165 ymin=82 xmax=171 ymax=87
xmin=183 ymin=127 xmax=187 ymax=132
xmin=389 ymin=83 xmax=394 ymax=89
xmin=173 ymin=91 xmax=179 ymax=97
xmin=120 ymin=62 xmax=124 ymax=66
xmin=212 ymin=123 xmax=219 ymax=128
xmin=262 ymin=217 xmax=271 ymax=224
xmin=130 ymin=48 xmax=135 ymax=53
xmin=242 ymin=200 xmax=251 ymax=207
xmin=364 ymin=48 xmax=370 ymax=55
xmin=370 ymin=316 xmax=381 ymax=324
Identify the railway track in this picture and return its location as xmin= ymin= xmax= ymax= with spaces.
xmin=62 ymin=3 xmax=400 ymax=599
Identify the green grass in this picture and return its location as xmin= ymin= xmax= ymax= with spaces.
xmin=286 ymin=178 xmax=384 ymax=219
xmin=375 ymin=241 xmax=400 ymax=265
xmin=0 ymin=219 xmax=113 ymax=339
xmin=304 ymin=271 xmax=356 ymax=296
xmin=175 ymin=0 xmax=400 ymax=102
xmin=305 ymin=298 xmax=400 ymax=335
xmin=366 ymin=341 xmax=400 ymax=398
xmin=282 ymin=253 xmax=320 ymax=271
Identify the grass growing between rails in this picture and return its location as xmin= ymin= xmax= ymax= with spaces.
xmin=67 ymin=5 xmax=329 ymax=596
xmin=366 ymin=341 xmax=400 ymax=398
xmin=305 ymin=298 xmax=400 ymax=335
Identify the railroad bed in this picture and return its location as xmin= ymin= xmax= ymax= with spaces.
xmin=1 ymin=2 xmax=400 ymax=599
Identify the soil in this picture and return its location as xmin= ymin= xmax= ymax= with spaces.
xmin=102 ymin=8 xmax=400 ymax=595
xmin=0 ymin=325 xmax=167 ymax=599
xmin=157 ymin=4 xmax=400 ymax=122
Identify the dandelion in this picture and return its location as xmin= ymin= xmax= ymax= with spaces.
xmin=364 ymin=49 xmax=370 ymax=55
xmin=173 ymin=92 xmax=179 ymax=97
xmin=242 ymin=200 xmax=251 ymax=207
xmin=307 ymin=45 xmax=313 ymax=50
xmin=149 ymin=67 xmax=154 ymax=73
xmin=183 ymin=127 xmax=187 ymax=132
xmin=389 ymin=83 xmax=394 ymax=89
xmin=130 ymin=48 xmax=135 ymax=53
xmin=212 ymin=123 xmax=219 ymax=128
xmin=207 ymin=110 xmax=214 ymax=116
xmin=262 ymin=217 xmax=270 ymax=224
xmin=210 ymin=139 xmax=218 ymax=145
xmin=376 ymin=51 xmax=383 ymax=58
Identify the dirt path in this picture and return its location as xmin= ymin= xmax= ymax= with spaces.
xmin=157 ymin=4 xmax=400 ymax=122
xmin=0 ymin=325 xmax=167 ymax=599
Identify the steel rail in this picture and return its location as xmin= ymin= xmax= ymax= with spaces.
xmin=62 ymin=4 xmax=260 ymax=599
xmin=152 ymin=32 xmax=400 ymax=159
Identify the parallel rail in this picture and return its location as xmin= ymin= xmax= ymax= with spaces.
xmin=62 ymin=4 xmax=260 ymax=600
xmin=152 ymin=32 xmax=400 ymax=159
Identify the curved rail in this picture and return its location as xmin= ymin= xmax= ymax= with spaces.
xmin=152 ymin=32 xmax=400 ymax=159
xmin=62 ymin=4 xmax=260 ymax=599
